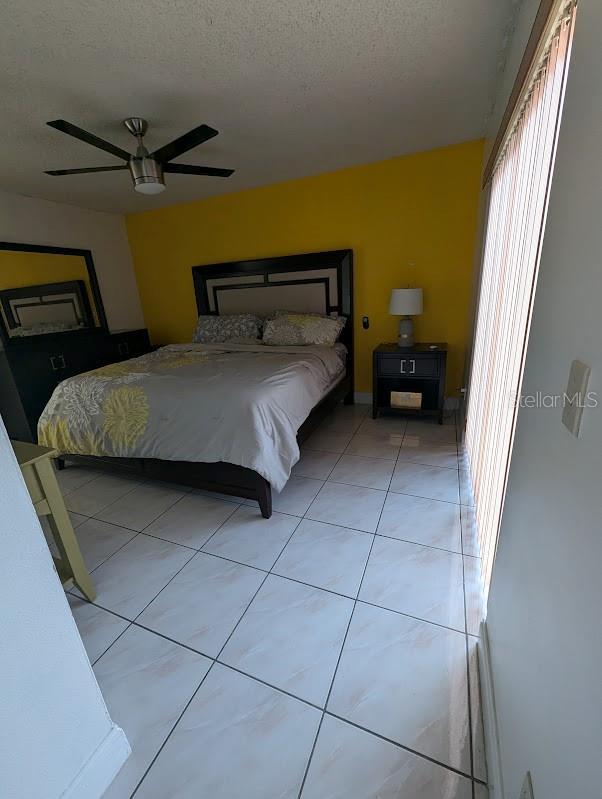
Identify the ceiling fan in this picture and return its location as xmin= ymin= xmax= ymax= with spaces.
xmin=45 ymin=117 xmax=234 ymax=195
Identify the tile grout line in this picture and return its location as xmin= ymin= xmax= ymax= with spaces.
xmin=128 ymin=511 xmax=305 ymax=797
xmin=323 ymin=710 xmax=482 ymax=785
xmin=295 ymin=539 xmax=377 ymax=798
xmin=295 ymin=418 xmax=402 ymax=797
xmin=129 ymin=664 xmax=217 ymax=798
xmin=70 ymin=569 xmax=470 ymax=642
xmin=456 ymin=415 xmax=480 ymax=794
xmin=75 ymin=486 xmax=245 ymax=585
xmin=457 ymin=427 xmax=477 ymax=796
xmin=64 ymin=472 xmax=150 ymax=518
xmin=448 ymin=416 xmax=481 ymax=795
xmin=90 ymin=621 xmax=134 ymax=668
xmin=99 ymin=501 xmax=468 ymax=559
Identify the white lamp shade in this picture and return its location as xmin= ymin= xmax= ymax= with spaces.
xmin=389 ymin=288 xmax=423 ymax=316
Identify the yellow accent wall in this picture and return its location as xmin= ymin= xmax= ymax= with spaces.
xmin=126 ymin=139 xmax=484 ymax=394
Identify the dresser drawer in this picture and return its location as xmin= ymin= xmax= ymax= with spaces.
xmin=378 ymin=355 xmax=440 ymax=378
xmin=106 ymin=329 xmax=151 ymax=362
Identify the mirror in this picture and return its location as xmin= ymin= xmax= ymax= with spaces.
xmin=0 ymin=244 xmax=106 ymax=340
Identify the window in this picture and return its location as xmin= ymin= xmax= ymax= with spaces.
xmin=465 ymin=0 xmax=577 ymax=596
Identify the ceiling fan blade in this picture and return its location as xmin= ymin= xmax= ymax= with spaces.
xmin=152 ymin=124 xmax=219 ymax=163
xmin=164 ymin=163 xmax=234 ymax=177
xmin=45 ymin=165 xmax=129 ymax=176
xmin=47 ymin=120 xmax=131 ymax=161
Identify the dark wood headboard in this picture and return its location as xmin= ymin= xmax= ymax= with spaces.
xmin=191 ymin=249 xmax=354 ymax=387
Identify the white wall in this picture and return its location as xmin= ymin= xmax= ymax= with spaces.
xmin=0 ymin=189 xmax=144 ymax=331
xmin=485 ymin=1 xmax=602 ymax=797
xmin=0 ymin=417 xmax=129 ymax=798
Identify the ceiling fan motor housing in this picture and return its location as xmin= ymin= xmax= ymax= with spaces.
xmin=123 ymin=118 xmax=166 ymax=193
xmin=128 ymin=156 xmax=165 ymax=194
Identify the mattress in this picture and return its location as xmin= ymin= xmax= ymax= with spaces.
xmin=38 ymin=342 xmax=347 ymax=491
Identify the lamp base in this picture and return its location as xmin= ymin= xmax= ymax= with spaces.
xmin=398 ymin=316 xmax=414 ymax=347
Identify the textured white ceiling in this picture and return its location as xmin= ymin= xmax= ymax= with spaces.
xmin=0 ymin=0 xmax=516 ymax=214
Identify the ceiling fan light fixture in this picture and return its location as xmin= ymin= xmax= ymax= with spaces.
xmin=134 ymin=178 xmax=166 ymax=195
xmin=129 ymin=156 xmax=165 ymax=195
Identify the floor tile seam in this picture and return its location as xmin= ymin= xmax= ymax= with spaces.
xmin=387 ymin=487 xmax=461 ymax=506
xmin=325 ymin=476 xmax=391 ymax=492
xmin=129 ymin=659 xmax=218 ymax=798
xmin=69 ymin=476 xmax=148 ymax=518
xmin=91 ymin=486 xmax=190 ymax=532
xmin=138 ymin=489 xmax=237 ymax=534
xmin=293 ymin=449 xmax=344 ymax=482
xmin=209 ymin=512 xmax=304 ymax=661
xmin=72 ymin=549 xmax=469 ymax=638
xmin=89 ymin=621 xmax=134 ymax=668
xmin=84 ymin=532 xmax=143 ymax=577
xmin=297 ymin=477 xmax=388 ymax=796
xmin=397 ymin=456 xmax=460 ymax=470
xmin=74 ymin=537 xmax=197 ymax=630
xmin=57 ymin=472 xmax=98 ymax=498
xmin=323 ymin=710 xmax=476 ymax=783
xmin=374 ymin=530 xmax=463 ymax=556
xmin=127 ymin=513 xmax=306 ymax=794
xmin=461 ymin=538 xmax=477 ymax=784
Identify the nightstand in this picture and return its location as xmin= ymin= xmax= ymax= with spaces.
xmin=372 ymin=342 xmax=447 ymax=423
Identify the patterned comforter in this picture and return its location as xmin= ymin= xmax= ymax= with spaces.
xmin=38 ymin=342 xmax=346 ymax=491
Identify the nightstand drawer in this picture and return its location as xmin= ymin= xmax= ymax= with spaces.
xmin=378 ymin=356 xmax=440 ymax=378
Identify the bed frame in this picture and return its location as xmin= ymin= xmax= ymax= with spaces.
xmin=59 ymin=250 xmax=354 ymax=518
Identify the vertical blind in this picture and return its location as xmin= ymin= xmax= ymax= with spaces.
xmin=465 ymin=0 xmax=577 ymax=597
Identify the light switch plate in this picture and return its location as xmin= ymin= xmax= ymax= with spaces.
xmin=562 ymin=359 xmax=590 ymax=437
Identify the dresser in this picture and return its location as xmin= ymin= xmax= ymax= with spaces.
xmin=0 ymin=327 xmax=151 ymax=442
xmin=372 ymin=342 xmax=447 ymax=422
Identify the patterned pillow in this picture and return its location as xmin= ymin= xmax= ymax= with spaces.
xmin=263 ymin=312 xmax=346 ymax=346
xmin=192 ymin=314 xmax=262 ymax=343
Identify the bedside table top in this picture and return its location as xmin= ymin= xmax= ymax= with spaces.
xmin=375 ymin=342 xmax=447 ymax=354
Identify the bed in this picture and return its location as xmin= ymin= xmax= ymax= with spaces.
xmin=39 ymin=250 xmax=354 ymax=518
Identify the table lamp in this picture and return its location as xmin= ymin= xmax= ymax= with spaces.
xmin=389 ymin=288 xmax=423 ymax=347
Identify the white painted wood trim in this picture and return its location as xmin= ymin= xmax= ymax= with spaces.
xmin=62 ymin=724 xmax=130 ymax=799
xmin=478 ymin=621 xmax=504 ymax=799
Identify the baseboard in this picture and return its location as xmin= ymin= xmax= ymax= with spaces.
xmin=478 ymin=621 xmax=504 ymax=799
xmin=62 ymin=723 xmax=130 ymax=799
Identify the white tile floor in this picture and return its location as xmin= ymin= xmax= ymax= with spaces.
xmin=59 ymin=404 xmax=488 ymax=798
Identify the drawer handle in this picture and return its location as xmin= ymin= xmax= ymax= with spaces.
xmin=400 ymin=359 xmax=405 ymax=374
xmin=50 ymin=355 xmax=66 ymax=371
xmin=410 ymin=359 xmax=416 ymax=374
xmin=118 ymin=341 xmax=129 ymax=356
